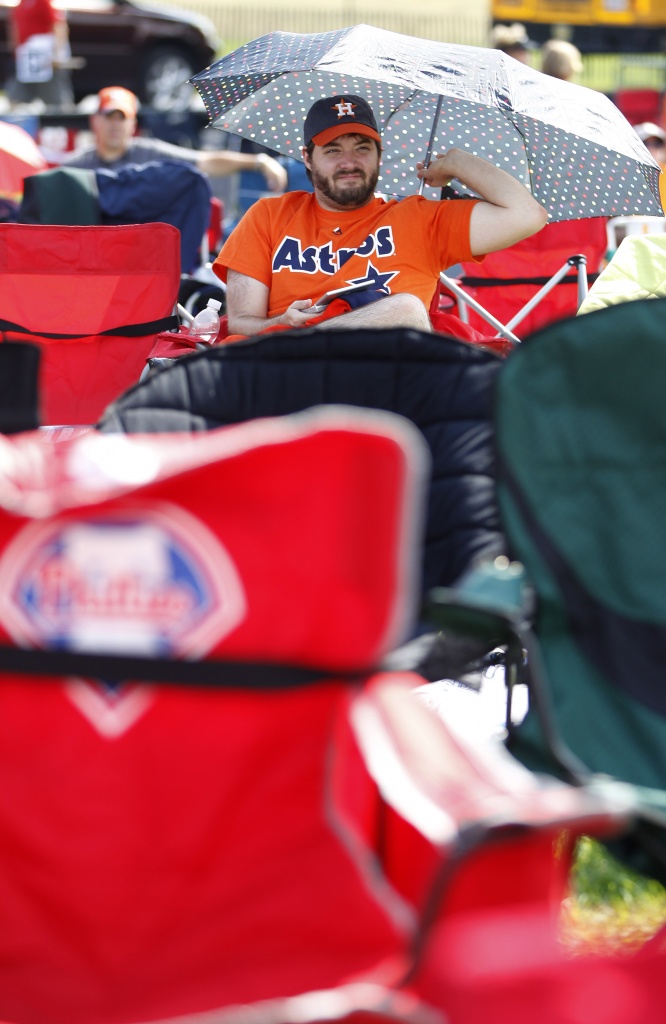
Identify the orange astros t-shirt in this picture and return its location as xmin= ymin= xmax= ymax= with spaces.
xmin=214 ymin=191 xmax=481 ymax=319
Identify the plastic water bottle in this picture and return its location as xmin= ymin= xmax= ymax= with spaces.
xmin=188 ymin=298 xmax=222 ymax=345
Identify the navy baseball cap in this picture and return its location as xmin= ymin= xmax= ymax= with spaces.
xmin=303 ymin=95 xmax=381 ymax=148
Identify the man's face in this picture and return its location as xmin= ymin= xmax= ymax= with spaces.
xmin=91 ymin=109 xmax=136 ymax=155
xmin=304 ymin=133 xmax=380 ymax=211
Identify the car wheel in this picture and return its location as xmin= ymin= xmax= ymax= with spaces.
xmin=141 ymin=46 xmax=198 ymax=112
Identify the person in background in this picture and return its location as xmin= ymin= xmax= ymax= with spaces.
xmin=633 ymin=122 xmax=666 ymax=212
xmin=6 ymin=0 xmax=74 ymax=108
xmin=214 ymin=93 xmax=547 ymax=341
xmin=489 ymin=23 xmax=536 ymax=64
xmin=62 ymin=87 xmax=288 ymax=193
xmin=540 ymin=39 xmax=583 ymax=82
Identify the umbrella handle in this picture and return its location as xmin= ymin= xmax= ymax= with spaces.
xmin=418 ymin=94 xmax=444 ymax=196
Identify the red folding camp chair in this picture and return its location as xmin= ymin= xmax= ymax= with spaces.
xmin=148 ymin=293 xmax=502 ymax=365
xmin=0 ymin=408 xmax=661 ymax=1024
xmin=0 ymin=408 xmax=427 ymax=1023
xmin=439 ymin=218 xmax=609 ymax=341
xmin=148 ymin=217 xmax=606 ymax=362
xmin=0 ymin=222 xmax=180 ymax=425
xmin=612 ymin=88 xmax=663 ymax=127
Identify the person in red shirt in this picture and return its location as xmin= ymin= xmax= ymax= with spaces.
xmin=214 ymin=94 xmax=548 ymax=341
xmin=7 ymin=0 xmax=73 ymax=107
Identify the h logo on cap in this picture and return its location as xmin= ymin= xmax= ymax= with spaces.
xmin=333 ymin=101 xmax=356 ymax=118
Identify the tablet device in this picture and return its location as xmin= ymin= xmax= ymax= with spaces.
xmin=311 ymin=281 xmax=376 ymax=312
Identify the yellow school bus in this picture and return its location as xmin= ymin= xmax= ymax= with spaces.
xmin=492 ymin=0 xmax=666 ymax=51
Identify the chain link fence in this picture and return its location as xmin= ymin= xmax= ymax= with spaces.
xmin=165 ymin=2 xmax=665 ymax=94
xmin=167 ymin=2 xmax=490 ymax=53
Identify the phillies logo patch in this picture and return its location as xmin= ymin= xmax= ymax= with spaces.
xmin=0 ymin=503 xmax=246 ymax=658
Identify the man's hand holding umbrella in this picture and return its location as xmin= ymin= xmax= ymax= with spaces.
xmin=416 ymin=148 xmax=547 ymax=254
xmin=193 ymin=25 xmax=662 ymax=222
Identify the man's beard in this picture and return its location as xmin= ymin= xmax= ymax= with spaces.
xmin=311 ymin=165 xmax=379 ymax=208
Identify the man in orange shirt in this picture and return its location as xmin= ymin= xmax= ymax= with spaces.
xmin=214 ymin=94 xmax=547 ymax=340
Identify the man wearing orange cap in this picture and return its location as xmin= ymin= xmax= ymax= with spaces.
xmin=214 ymin=93 xmax=547 ymax=340
xmin=63 ymin=86 xmax=287 ymax=192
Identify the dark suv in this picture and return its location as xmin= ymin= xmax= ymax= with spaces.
xmin=0 ymin=0 xmax=219 ymax=110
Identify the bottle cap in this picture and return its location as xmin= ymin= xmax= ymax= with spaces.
xmin=207 ymin=298 xmax=222 ymax=312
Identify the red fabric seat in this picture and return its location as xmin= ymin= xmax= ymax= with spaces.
xmin=0 ymin=223 xmax=181 ymax=425
xmin=149 ymin=297 xmax=506 ymax=363
xmin=448 ymin=219 xmax=609 ymax=338
xmin=612 ymin=88 xmax=662 ymax=126
xmin=0 ymin=410 xmax=427 ymax=1022
xmin=0 ymin=411 xmax=661 ymax=1023
xmin=207 ymin=195 xmax=224 ymax=252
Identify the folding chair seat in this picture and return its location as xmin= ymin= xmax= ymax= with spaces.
xmin=440 ymin=218 xmax=608 ymax=340
xmin=426 ymin=297 xmax=666 ymax=887
xmin=0 ymin=408 xmax=425 ymax=1023
xmin=0 ymin=223 xmax=180 ymax=425
xmin=495 ymin=298 xmax=666 ymax=881
xmin=612 ymin=88 xmax=663 ymax=126
xmin=204 ymin=194 xmax=224 ymax=259
xmin=97 ymin=328 xmax=508 ymax=596
xmin=18 ymin=161 xmax=213 ymax=274
xmin=427 ymin=286 xmax=508 ymax=354
xmin=147 ymin=295 xmax=502 ymax=368
xmin=0 ymin=409 xmax=647 ymax=1024
xmin=409 ymin=299 xmax=666 ymax=1017
xmin=578 ymin=232 xmax=666 ymax=313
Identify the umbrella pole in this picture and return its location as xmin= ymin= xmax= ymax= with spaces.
xmin=418 ymin=95 xmax=443 ymax=197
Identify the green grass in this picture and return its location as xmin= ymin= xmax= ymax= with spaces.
xmin=561 ymin=837 xmax=666 ymax=955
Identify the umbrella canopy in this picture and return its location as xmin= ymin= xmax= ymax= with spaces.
xmin=0 ymin=121 xmax=48 ymax=203
xmin=192 ymin=24 xmax=662 ymax=222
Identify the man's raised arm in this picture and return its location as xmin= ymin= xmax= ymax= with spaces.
xmin=417 ymin=149 xmax=548 ymax=254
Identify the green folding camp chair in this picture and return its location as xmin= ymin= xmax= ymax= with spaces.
xmin=425 ymin=296 xmax=666 ymax=884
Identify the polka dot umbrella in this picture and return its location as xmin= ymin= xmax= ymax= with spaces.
xmin=192 ymin=24 xmax=662 ymax=222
